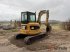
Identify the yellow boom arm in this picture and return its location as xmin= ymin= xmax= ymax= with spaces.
xmin=37 ymin=10 xmax=49 ymax=26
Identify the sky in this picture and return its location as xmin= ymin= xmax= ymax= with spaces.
xmin=0 ymin=0 xmax=70 ymax=21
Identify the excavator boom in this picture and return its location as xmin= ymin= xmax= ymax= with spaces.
xmin=37 ymin=10 xmax=49 ymax=26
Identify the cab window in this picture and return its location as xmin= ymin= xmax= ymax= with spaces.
xmin=22 ymin=13 xmax=27 ymax=21
xmin=30 ymin=15 xmax=35 ymax=22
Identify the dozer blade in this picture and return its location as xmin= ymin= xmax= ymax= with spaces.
xmin=24 ymin=32 xmax=48 ymax=45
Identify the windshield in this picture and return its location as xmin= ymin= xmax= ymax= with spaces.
xmin=30 ymin=15 xmax=35 ymax=22
xmin=21 ymin=13 xmax=27 ymax=21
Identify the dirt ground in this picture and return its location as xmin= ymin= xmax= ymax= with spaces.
xmin=0 ymin=29 xmax=70 ymax=52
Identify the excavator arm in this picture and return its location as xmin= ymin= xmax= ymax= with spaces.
xmin=37 ymin=10 xmax=49 ymax=26
xmin=37 ymin=10 xmax=51 ymax=32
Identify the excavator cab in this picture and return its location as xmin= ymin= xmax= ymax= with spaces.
xmin=21 ymin=11 xmax=36 ymax=24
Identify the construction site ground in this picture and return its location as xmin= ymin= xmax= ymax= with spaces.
xmin=0 ymin=25 xmax=70 ymax=52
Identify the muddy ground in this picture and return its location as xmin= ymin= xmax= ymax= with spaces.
xmin=0 ymin=29 xmax=70 ymax=52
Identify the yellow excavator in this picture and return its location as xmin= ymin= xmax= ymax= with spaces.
xmin=16 ymin=10 xmax=51 ymax=45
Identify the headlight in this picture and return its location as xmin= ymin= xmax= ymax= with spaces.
xmin=30 ymin=26 xmax=40 ymax=30
xmin=31 ymin=27 xmax=34 ymax=30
